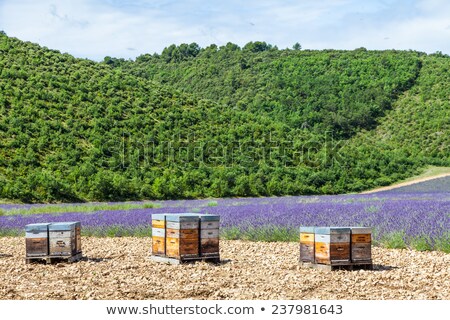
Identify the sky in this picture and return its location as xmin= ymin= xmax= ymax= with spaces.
xmin=0 ymin=0 xmax=450 ymax=61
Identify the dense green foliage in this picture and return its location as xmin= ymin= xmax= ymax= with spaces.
xmin=127 ymin=42 xmax=422 ymax=139
xmin=0 ymin=34 xmax=448 ymax=202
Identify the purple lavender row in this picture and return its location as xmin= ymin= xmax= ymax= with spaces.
xmin=1 ymin=193 xmax=449 ymax=243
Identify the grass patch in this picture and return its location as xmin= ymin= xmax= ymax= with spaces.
xmin=407 ymin=166 xmax=450 ymax=181
xmin=207 ymin=201 xmax=218 ymax=207
xmin=221 ymin=227 xmax=245 ymax=240
xmin=1 ymin=202 xmax=162 ymax=216
xmin=410 ymin=235 xmax=432 ymax=251
xmin=381 ymin=231 xmax=407 ymax=249
xmin=434 ymin=232 xmax=450 ymax=253
xmin=0 ymin=228 xmax=22 ymax=237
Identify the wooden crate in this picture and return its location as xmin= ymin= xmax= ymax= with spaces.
xmin=25 ymin=223 xmax=50 ymax=257
xmin=165 ymin=214 xmax=199 ymax=259
xmin=75 ymin=224 xmax=81 ymax=253
xmin=200 ymin=239 xmax=219 ymax=255
xmin=299 ymin=226 xmax=315 ymax=263
xmin=152 ymin=227 xmax=165 ymax=256
xmin=166 ymin=238 xmax=199 ymax=259
xmin=152 ymin=220 xmax=165 ymax=228
xmin=48 ymin=222 xmax=80 ymax=256
xmin=350 ymin=227 xmax=372 ymax=262
xmin=152 ymin=236 xmax=165 ymax=255
xmin=198 ymin=214 xmax=220 ymax=257
xmin=166 ymin=221 xmax=199 ymax=229
xmin=151 ymin=214 xmax=166 ymax=256
xmin=150 ymin=213 xmax=221 ymax=262
xmin=151 ymin=213 xmax=166 ymax=229
xmin=314 ymin=227 xmax=351 ymax=265
xmin=166 ymin=228 xmax=198 ymax=239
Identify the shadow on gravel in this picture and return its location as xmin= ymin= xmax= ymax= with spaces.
xmin=213 ymin=258 xmax=232 ymax=266
xmin=372 ymin=264 xmax=398 ymax=271
xmin=81 ymin=257 xmax=111 ymax=263
xmin=0 ymin=254 xmax=13 ymax=258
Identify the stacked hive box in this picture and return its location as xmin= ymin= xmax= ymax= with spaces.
xmin=299 ymin=226 xmax=315 ymax=263
xmin=151 ymin=214 xmax=166 ymax=256
xmin=198 ymin=214 xmax=220 ymax=257
xmin=49 ymin=222 xmax=81 ymax=256
xmin=314 ymin=227 xmax=351 ymax=265
xmin=151 ymin=213 xmax=220 ymax=263
xmin=350 ymin=227 xmax=372 ymax=263
xmin=165 ymin=214 xmax=200 ymax=259
xmin=25 ymin=222 xmax=82 ymax=264
xmin=25 ymin=223 xmax=51 ymax=257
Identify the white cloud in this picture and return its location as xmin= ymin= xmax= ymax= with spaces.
xmin=0 ymin=0 xmax=449 ymax=60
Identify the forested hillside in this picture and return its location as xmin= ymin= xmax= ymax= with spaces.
xmin=0 ymin=33 xmax=448 ymax=202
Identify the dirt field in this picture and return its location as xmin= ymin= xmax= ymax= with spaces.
xmin=361 ymin=172 xmax=450 ymax=194
xmin=0 ymin=237 xmax=449 ymax=300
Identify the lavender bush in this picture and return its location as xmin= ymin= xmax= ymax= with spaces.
xmin=1 ymin=190 xmax=449 ymax=251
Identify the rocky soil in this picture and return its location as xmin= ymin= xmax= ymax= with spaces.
xmin=0 ymin=237 xmax=449 ymax=300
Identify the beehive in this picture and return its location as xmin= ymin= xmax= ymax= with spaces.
xmin=165 ymin=214 xmax=199 ymax=259
xmin=48 ymin=222 xmax=81 ymax=256
xmin=314 ymin=227 xmax=351 ymax=265
xmin=350 ymin=227 xmax=372 ymax=263
xmin=151 ymin=214 xmax=166 ymax=256
xmin=198 ymin=214 xmax=220 ymax=257
xmin=299 ymin=226 xmax=315 ymax=263
xmin=25 ymin=223 xmax=51 ymax=257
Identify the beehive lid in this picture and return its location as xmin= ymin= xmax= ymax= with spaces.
xmin=350 ymin=227 xmax=372 ymax=234
xmin=315 ymin=227 xmax=351 ymax=234
xmin=25 ymin=223 xmax=51 ymax=232
xmin=152 ymin=213 xmax=167 ymax=220
xmin=197 ymin=214 xmax=220 ymax=221
xmin=48 ymin=222 xmax=79 ymax=231
xmin=164 ymin=213 xmax=199 ymax=222
xmin=299 ymin=226 xmax=315 ymax=233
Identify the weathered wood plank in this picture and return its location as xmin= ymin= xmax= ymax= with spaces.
xmin=300 ymin=243 xmax=315 ymax=263
xmin=25 ymin=252 xmax=83 ymax=264
xmin=351 ymin=234 xmax=371 ymax=243
xmin=166 ymin=228 xmax=198 ymax=239
xmin=25 ymin=238 xmax=49 ymax=256
xmin=165 ymin=237 xmax=199 ymax=259
xmin=152 ymin=219 xmax=165 ymax=228
xmin=300 ymin=233 xmax=314 ymax=243
xmin=351 ymin=243 xmax=372 ymax=261
xmin=152 ymin=236 xmax=165 ymax=255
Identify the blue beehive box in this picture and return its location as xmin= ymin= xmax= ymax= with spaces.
xmin=299 ymin=226 xmax=315 ymax=234
xmin=164 ymin=213 xmax=199 ymax=222
xmin=315 ymin=227 xmax=351 ymax=235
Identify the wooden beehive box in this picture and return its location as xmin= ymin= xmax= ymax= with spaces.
xmin=299 ymin=226 xmax=315 ymax=263
xmin=165 ymin=214 xmax=199 ymax=259
xmin=25 ymin=223 xmax=51 ymax=257
xmin=198 ymin=214 xmax=220 ymax=257
xmin=151 ymin=214 xmax=166 ymax=256
xmin=350 ymin=227 xmax=372 ymax=263
xmin=48 ymin=222 xmax=81 ymax=256
xmin=314 ymin=227 xmax=351 ymax=265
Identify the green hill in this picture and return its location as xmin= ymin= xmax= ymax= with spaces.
xmin=0 ymin=33 xmax=448 ymax=202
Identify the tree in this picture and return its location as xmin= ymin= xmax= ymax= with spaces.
xmin=292 ymin=42 xmax=302 ymax=50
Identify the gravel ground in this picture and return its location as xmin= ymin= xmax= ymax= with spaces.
xmin=0 ymin=237 xmax=449 ymax=300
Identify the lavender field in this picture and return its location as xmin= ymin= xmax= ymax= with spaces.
xmin=1 ymin=177 xmax=449 ymax=252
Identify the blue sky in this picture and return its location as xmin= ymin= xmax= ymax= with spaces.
xmin=1 ymin=0 xmax=449 ymax=61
